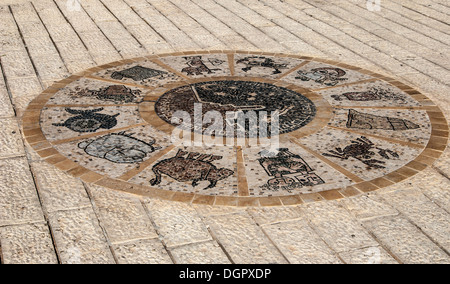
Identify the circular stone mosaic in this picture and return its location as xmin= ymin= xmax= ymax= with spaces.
xmin=23 ymin=51 xmax=449 ymax=207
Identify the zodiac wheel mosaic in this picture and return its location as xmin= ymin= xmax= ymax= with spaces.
xmin=23 ymin=51 xmax=449 ymax=207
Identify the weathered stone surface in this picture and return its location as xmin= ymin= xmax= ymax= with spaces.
xmin=0 ymin=118 xmax=25 ymax=158
xmin=31 ymin=161 xmax=91 ymax=213
xmin=247 ymin=206 xmax=304 ymax=225
xmin=338 ymin=246 xmax=398 ymax=264
xmin=113 ymin=238 xmax=173 ymax=264
xmin=363 ymin=215 xmax=450 ymax=264
xmin=48 ymin=207 xmax=115 ymax=264
xmin=380 ymin=187 xmax=450 ymax=252
xmin=0 ymin=222 xmax=58 ymax=264
xmin=342 ymin=193 xmax=398 ymax=220
xmin=262 ymin=219 xmax=342 ymax=264
xmin=206 ymin=212 xmax=288 ymax=264
xmin=87 ymin=184 xmax=158 ymax=244
xmin=144 ymin=199 xmax=212 ymax=247
xmin=303 ymin=201 xmax=378 ymax=253
xmin=0 ymin=157 xmax=44 ymax=226
xmin=169 ymin=240 xmax=231 ymax=264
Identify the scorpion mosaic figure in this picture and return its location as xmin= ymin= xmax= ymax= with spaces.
xmin=236 ymin=56 xmax=289 ymax=75
xmin=323 ymin=136 xmax=400 ymax=169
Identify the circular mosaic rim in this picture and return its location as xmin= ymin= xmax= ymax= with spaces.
xmin=22 ymin=50 xmax=449 ymax=207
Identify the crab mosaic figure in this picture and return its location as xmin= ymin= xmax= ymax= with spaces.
xmin=323 ymin=136 xmax=399 ymax=169
xmin=236 ymin=56 xmax=289 ymax=75
xmin=78 ymin=132 xmax=161 ymax=164
xmin=296 ymin=67 xmax=348 ymax=86
xmin=53 ymin=108 xmax=119 ymax=133
xmin=181 ymin=56 xmax=221 ymax=76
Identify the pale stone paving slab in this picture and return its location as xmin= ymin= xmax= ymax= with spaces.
xmin=169 ymin=0 xmax=258 ymax=50
xmin=10 ymin=3 xmax=71 ymax=82
xmin=30 ymin=161 xmax=91 ymax=213
xmin=380 ymin=187 xmax=450 ymax=252
xmin=261 ymin=219 xmax=342 ymax=264
xmin=112 ymin=238 xmax=173 ymax=264
xmin=338 ymin=246 xmax=398 ymax=264
xmin=169 ymin=240 xmax=231 ymax=264
xmin=0 ymin=118 xmax=25 ymax=158
xmin=206 ymin=212 xmax=288 ymax=264
xmin=86 ymin=184 xmax=158 ymax=244
xmin=363 ymin=215 xmax=450 ymax=264
xmin=147 ymin=0 xmax=228 ymax=50
xmin=143 ymin=199 xmax=212 ymax=248
xmin=303 ymin=201 xmax=379 ymax=253
xmin=53 ymin=0 xmax=122 ymax=65
xmin=247 ymin=206 xmax=304 ymax=225
xmin=0 ymin=157 xmax=44 ymax=227
xmin=48 ymin=207 xmax=115 ymax=264
xmin=0 ymin=222 xmax=58 ymax=264
xmin=342 ymin=193 xmax=399 ymax=221
xmin=191 ymin=0 xmax=288 ymax=52
xmin=0 ymin=69 xmax=15 ymax=118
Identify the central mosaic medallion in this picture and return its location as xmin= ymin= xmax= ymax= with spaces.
xmin=22 ymin=51 xmax=448 ymax=207
xmin=155 ymin=80 xmax=317 ymax=137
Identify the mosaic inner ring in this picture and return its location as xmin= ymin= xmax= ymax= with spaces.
xmin=22 ymin=51 xmax=449 ymax=207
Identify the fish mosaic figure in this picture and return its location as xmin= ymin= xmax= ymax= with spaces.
xmin=111 ymin=66 xmax=168 ymax=82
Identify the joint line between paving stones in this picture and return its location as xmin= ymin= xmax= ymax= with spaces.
xmin=390 ymin=3 xmax=450 ymax=32
xmin=0 ymin=58 xmax=17 ymax=117
xmin=301 ymin=0 xmax=450 ymax=72
xmin=211 ymin=0 xmax=299 ymax=52
xmin=261 ymin=0 xmax=450 ymax=87
xmin=139 ymin=199 xmax=176 ymax=264
xmin=98 ymin=0 xmax=149 ymax=54
xmin=123 ymin=2 xmax=171 ymax=48
xmin=8 ymin=5 xmax=45 ymax=90
xmin=177 ymin=0 xmax=261 ymax=51
xmin=432 ymin=165 xmax=450 ymax=182
xmin=166 ymin=0 xmax=252 ymax=50
xmin=27 ymin=159 xmax=62 ymax=264
xmin=376 ymin=191 xmax=450 ymax=257
xmin=203 ymin=226 xmax=235 ymax=264
xmin=144 ymin=0 xmax=204 ymax=50
xmin=354 ymin=0 xmax=447 ymax=48
xmin=30 ymin=2 xmax=71 ymax=77
xmin=146 ymin=0 xmax=230 ymax=50
xmin=299 ymin=210 xmax=348 ymax=264
xmin=51 ymin=0 xmax=98 ymax=64
xmin=83 ymin=183 xmax=119 ymax=264
xmin=76 ymin=1 xmax=125 ymax=60
xmin=246 ymin=213 xmax=291 ymax=264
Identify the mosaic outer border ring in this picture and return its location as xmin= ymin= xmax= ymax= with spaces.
xmin=22 ymin=50 xmax=449 ymax=207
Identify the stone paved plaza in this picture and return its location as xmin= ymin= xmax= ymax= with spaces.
xmin=0 ymin=0 xmax=449 ymax=264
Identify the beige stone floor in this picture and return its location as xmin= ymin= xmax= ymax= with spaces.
xmin=0 ymin=0 xmax=449 ymax=264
